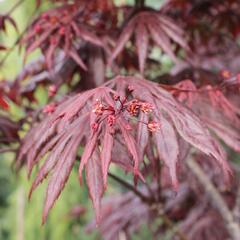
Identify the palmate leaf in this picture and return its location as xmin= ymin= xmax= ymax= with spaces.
xmin=110 ymin=11 xmax=189 ymax=74
xmin=106 ymin=76 xmax=232 ymax=178
xmin=18 ymin=76 xmax=232 ymax=223
xmin=205 ymin=118 xmax=240 ymax=152
xmin=154 ymin=111 xmax=179 ymax=190
xmin=21 ymin=3 xmax=104 ymax=71
xmin=173 ymin=79 xmax=240 ymax=153
xmin=42 ymin=132 xmax=82 ymax=224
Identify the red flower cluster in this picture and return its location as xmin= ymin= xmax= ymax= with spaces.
xmin=92 ymin=88 xmax=157 ymax=132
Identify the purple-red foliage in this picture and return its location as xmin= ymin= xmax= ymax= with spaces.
xmin=1 ymin=0 xmax=240 ymax=239
xmin=21 ymin=2 xmax=104 ymax=71
xmin=17 ymin=75 xmax=233 ymax=223
xmin=109 ymin=10 xmax=189 ymax=73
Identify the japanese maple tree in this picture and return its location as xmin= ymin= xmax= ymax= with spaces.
xmin=1 ymin=0 xmax=240 ymax=239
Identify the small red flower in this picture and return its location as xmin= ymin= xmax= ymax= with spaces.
xmin=127 ymin=100 xmax=140 ymax=116
xmin=147 ymin=121 xmax=160 ymax=132
xmin=93 ymin=99 xmax=104 ymax=115
xmin=140 ymin=102 xmax=154 ymax=113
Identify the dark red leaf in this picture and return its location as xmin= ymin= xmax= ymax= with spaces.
xmin=154 ymin=112 xmax=179 ymax=189
xmin=101 ymin=127 xmax=114 ymax=188
xmin=86 ymin=148 xmax=104 ymax=224
xmin=42 ymin=133 xmax=82 ymax=224
xmin=78 ymin=132 xmax=98 ymax=184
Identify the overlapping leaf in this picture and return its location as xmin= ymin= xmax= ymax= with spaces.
xmin=110 ymin=11 xmax=189 ymax=74
xmin=17 ymin=76 xmax=233 ymax=223
xmin=21 ymin=3 xmax=104 ymax=71
xmin=172 ymin=78 xmax=240 ymax=154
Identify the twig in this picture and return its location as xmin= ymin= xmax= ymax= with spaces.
xmin=150 ymin=204 xmax=189 ymax=240
xmin=0 ymin=7 xmax=38 ymax=67
xmin=108 ymin=172 xmax=150 ymax=203
xmin=162 ymin=214 xmax=189 ymax=240
xmin=6 ymin=0 xmax=25 ymax=16
xmin=134 ymin=0 xmax=145 ymax=8
xmin=0 ymin=147 xmax=17 ymax=154
xmin=186 ymin=157 xmax=240 ymax=240
xmin=109 ymin=172 xmax=188 ymax=239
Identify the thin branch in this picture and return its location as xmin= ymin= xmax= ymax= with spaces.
xmin=150 ymin=204 xmax=189 ymax=240
xmin=0 ymin=0 xmax=26 ymax=66
xmin=109 ymin=172 xmax=188 ymax=239
xmin=0 ymin=147 xmax=17 ymax=154
xmin=0 ymin=7 xmax=38 ymax=67
xmin=134 ymin=0 xmax=145 ymax=8
xmin=108 ymin=172 xmax=150 ymax=203
xmin=162 ymin=214 xmax=189 ymax=240
xmin=139 ymin=0 xmax=145 ymax=7
xmin=6 ymin=0 xmax=25 ymax=16
xmin=187 ymin=157 xmax=240 ymax=240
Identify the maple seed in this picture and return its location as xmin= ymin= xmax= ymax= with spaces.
xmin=147 ymin=121 xmax=160 ymax=132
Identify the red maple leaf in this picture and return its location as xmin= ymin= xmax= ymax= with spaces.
xmin=109 ymin=10 xmax=189 ymax=74
xmin=21 ymin=3 xmax=104 ymax=71
xmin=17 ymin=76 xmax=231 ymax=224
